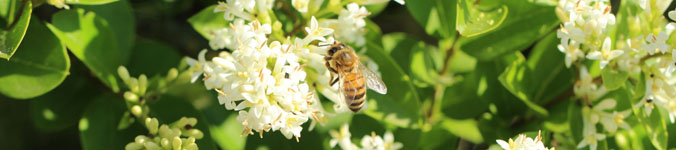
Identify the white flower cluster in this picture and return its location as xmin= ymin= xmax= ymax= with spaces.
xmin=329 ymin=124 xmax=403 ymax=150
xmin=189 ymin=0 xmax=388 ymax=141
xmin=321 ymin=3 xmax=371 ymax=46
xmin=557 ymin=0 xmax=620 ymax=69
xmin=125 ymin=117 xmax=204 ymax=150
xmin=557 ymin=0 xmax=676 ymax=149
xmin=495 ymin=130 xmax=552 ymax=150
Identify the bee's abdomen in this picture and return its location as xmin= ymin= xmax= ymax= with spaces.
xmin=343 ymin=72 xmax=366 ymax=112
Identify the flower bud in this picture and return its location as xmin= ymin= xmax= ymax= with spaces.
xmin=130 ymin=78 xmax=139 ymax=94
xmin=145 ymin=118 xmax=159 ymax=135
xmin=124 ymin=92 xmax=139 ymax=103
xmin=166 ymin=68 xmax=178 ymax=81
xmin=118 ymin=66 xmax=131 ymax=84
xmin=185 ymin=129 xmax=204 ymax=139
xmin=160 ymin=138 xmax=171 ymax=149
xmin=172 ymin=136 xmax=182 ymax=150
xmin=139 ymin=74 xmax=148 ymax=95
xmin=134 ymin=135 xmax=149 ymax=144
xmin=184 ymin=143 xmax=198 ymax=150
xmin=124 ymin=142 xmax=143 ymax=150
xmin=131 ymin=105 xmax=143 ymax=117
xmin=143 ymin=141 xmax=161 ymax=150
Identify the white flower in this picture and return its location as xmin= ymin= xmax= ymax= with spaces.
xmin=665 ymin=49 xmax=676 ymax=74
xmin=558 ymin=38 xmax=584 ymax=68
xmin=587 ymin=99 xmax=616 ymax=125
xmin=577 ymin=128 xmax=606 ymax=150
xmin=599 ymin=110 xmax=631 ymax=133
xmin=586 ymin=37 xmax=624 ymax=69
xmin=321 ymin=3 xmax=370 ymax=46
xmin=292 ymin=0 xmax=309 ymax=13
xmin=495 ymin=130 xmax=550 ymax=150
xmin=304 ymin=16 xmax=334 ymax=45
xmin=330 ymin=124 xmax=359 ymax=150
xmin=557 ymin=22 xmax=587 ymax=44
xmin=641 ymin=31 xmax=670 ymax=55
xmin=382 ymin=132 xmax=403 ymax=150
xmin=361 ymin=132 xmax=385 ymax=150
xmin=574 ymin=66 xmax=607 ymax=101
xmin=214 ymin=0 xmax=255 ymax=21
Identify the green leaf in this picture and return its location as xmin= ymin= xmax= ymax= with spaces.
xmin=497 ymin=33 xmax=575 ymax=116
xmin=79 ymin=94 xmax=145 ymax=150
xmin=568 ymin=99 xmax=583 ymax=143
xmin=419 ymin=125 xmax=458 ymax=149
xmin=188 ymin=5 xmax=228 ymax=41
xmin=410 ymin=42 xmax=443 ymax=85
xmin=79 ymin=0 xmax=135 ymax=64
xmin=67 ymin=0 xmax=118 ymax=5
xmin=381 ymin=32 xmax=420 ymax=73
xmin=601 ymin=66 xmax=630 ymax=91
xmin=498 ymin=52 xmax=548 ymax=116
xmin=459 ymin=1 xmax=559 ymax=61
xmin=209 ymin=114 xmax=246 ymax=150
xmin=362 ymin=41 xmax=421 ymax=129
xmin=406 ymin=0 xmax=457 ymax=38
xmin=126 ymin=39 xmax=181 ymax=77
xmin=0 ymin=16 xmax=69 ymax=99
xmin=30 ymin=64 xmax=100 ymax=132
xmin=148 ymin=95 xmax=218 ymax=150
xmin=47 ymin=9 xmax=121 ymax=92
xmin=440 ymin=117 xmax=483 ymax=143
xmin=456 ymin=0 xmax=507 ymax=37
xmin=0 ymin=0 xmax=31 ymax=59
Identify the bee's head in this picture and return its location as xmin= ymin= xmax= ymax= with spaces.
xmin=327 ymin=41 xmax=346 ymax=56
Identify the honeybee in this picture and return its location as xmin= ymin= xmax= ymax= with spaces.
xmin=324 ymin=41 xmax=387 ymax=113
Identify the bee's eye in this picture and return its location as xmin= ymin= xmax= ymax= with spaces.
xmin=329 ymin=47 xmax=338 ymax=55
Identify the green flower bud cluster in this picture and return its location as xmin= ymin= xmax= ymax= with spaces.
xmin=125 ymin=117 xmax=203 ymax=150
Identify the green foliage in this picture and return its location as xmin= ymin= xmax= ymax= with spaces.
xmin=0 ymin=0 xmax=30 ymax=59
xmin=47 ymin=8 xmax=122 ymax=92
xmin=0 ymin=16 xmax=69 ymax=99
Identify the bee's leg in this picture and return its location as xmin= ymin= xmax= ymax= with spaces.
xmin=330 ymin=76 xmax=340 ymax=86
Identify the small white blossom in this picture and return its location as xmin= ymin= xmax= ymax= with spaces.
xmin=495 ymin=130 xmax=551 ymax=150
xmin=292 ymin=0 xmax=309 ymax=13
xmin=641 ymin=31 xmax=670 ymax=55
xmin=321 ymin=3 xmax=370 ymax=46
xmin=330 ymin=124 xmax=359 ymax=150
xmin=586 ymin=37 xmax=624 ymax=69
xmin=574 ymin=66 xmax=607 ymax=101
xmin=558 ymin=38 xmax=584 ymax=68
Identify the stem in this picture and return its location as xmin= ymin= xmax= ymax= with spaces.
xmin=439 ymin=32 xmax=461 ymax=75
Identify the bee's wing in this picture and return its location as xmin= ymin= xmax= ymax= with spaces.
xmin=359 ymin=62 xmax=387 ymax=94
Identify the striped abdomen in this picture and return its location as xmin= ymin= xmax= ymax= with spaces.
xmin=343 ymin=71 xmax=366 ymax=112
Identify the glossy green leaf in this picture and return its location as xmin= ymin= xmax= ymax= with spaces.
xmin=79 ymin=94 xmax=145 ymax=150
xmin=0 ymin=0 xmax=31 ymax=59
xmin=406 ymin=0 xmax=456 ymax=38
xmin=381 ymin=32 xmax=419 ymax=73
xmin=527 ymin=33 xmax=574 ymax=104
xmin=362 ymin=41 xmax=421 ymax=129
xmin=498 ymin=53 xmax=548 ymax=116
xmin=30 ymin=64 xmax=99 ymax=132
xmin=47 ymin=9 xmax=121 ymax=92
xmin=410 ymin=42 xmax=442 ymax=86
xmin=209 ymin=114 xmax=246 ymax=150
xmin=601 ymin=67 xmax=629 ymax=91
xmin=0 ymin=16 xmax=69 ymax=99
xmin=459 ymin=1 xmax=559 ymax=61
xmin=456 ymin=0 xmax=507 ymax=37
xmin=67 ymin=0 xmax=118 ymax=5
xmin=148 ymin=95 xmax=217 ymax=150
xmin=126 ymin=39 xmax=181 ymax=77
xmin=419 ymin=125 xmax=458 ymax=149
xmin=442 ymin=55 xmax=525 ymax=119
xmin=441 ymin=117 xmax=483 ymax=143
xmin=188 ymin=5 xmax=228 ymax=41
xmin=79 ymin=0 xmax=135 ymax=64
